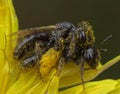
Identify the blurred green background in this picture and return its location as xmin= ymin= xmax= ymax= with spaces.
xmin=13 ymin=0 xmax=120 ymax=80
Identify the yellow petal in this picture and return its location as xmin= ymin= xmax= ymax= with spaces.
xmin=59 ymin=85 xmax=83 ymax=94
xmin=60 ymin=79 xmax=117 ymax=94
xmin=0 ymin=0 xmax=18 ymax=93
xmin=108 ymin=79 xmax=120 ymax=94
xmin=0 ymin=50 xmax=9 ymax=94
xmin=0 ymin=0 xmax=18 ymax=51
xmin=81 ymin=79 xmax=117 ymax=94
xmin=25 ymin=69 xmax=58 ymax=94
xmin=59 ymin=55 xmax=120 ymax=88
xmin=6 ymin=70 xmax=39 ymax=94
xmin=6 ymin=68 xmax=59 ymax=94
xmin=47 ymin=76 xmax=59 ymax=94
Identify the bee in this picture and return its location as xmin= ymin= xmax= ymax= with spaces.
xmin=13 ymin=21 xmax=100 ymax=84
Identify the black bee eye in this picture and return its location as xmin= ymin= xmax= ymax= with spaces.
xmin=79 ymin=31 xmax=85 ymax=41
xmin=84 ymin=48 xmax=93 ymax=60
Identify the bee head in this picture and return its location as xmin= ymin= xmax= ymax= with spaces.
xmin=75 ymin=21 xmax=95 ymax=47
xmin=83 ymin=46 xmax=101 ymax=69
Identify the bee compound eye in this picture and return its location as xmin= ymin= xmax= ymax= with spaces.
xmin=84 ymin=48 xmax=93 ymax=60
xmin=79 ymin=31 xmax=85 ymax=40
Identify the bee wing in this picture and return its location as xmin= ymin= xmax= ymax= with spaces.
xmin=7 ymin=25 xmax=56 ymax=41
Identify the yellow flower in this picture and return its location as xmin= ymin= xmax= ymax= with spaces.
xmin=0 ymin=0 xmax=18 ymax=93
xmin=0 ymin=0 xmax=120 ymax=94
xmin=59 ymin=79 xmax=119 ymax=94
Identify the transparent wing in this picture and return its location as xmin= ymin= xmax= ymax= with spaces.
xmin=7 ymin=25 xmax=56 ymax=42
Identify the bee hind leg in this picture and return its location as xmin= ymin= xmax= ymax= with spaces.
xmin=34 ymin=41 xmax=48 ymax=73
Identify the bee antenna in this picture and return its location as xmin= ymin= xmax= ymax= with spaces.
xmin=97 ymin=35 xmax=112 ymax=52
xmin=101 ymin=35 xmax=112 ymax=45
xmin=99 ymin=48 xmax=107 ymax=52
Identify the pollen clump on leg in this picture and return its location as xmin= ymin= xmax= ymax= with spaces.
xmin=39 ymin=48 xmax=61 ymax=77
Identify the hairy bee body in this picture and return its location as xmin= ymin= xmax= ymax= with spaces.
xmin=13 ymin=31 xmax=51 ymax=59
xmin=19 ymin=54 xmax=37 ymax=69
xmin=13 ymin=21 xmax=101 ymax=83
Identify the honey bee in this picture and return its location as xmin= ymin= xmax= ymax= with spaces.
xmin=13 ymin=21 xmax=101 ymax=84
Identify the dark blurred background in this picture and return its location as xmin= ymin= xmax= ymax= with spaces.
xmin=13 ymin=0 xmax=120 ymax=80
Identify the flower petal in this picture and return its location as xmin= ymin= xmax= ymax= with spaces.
xmin=108 ymin=79 xmax=120 ymax=94
xmin=0 ymin=0 xmax=18 ymax=93
xmin=6 ymin=70 xmax=39 ymax=94
xmin=59 ymin=55 xmax=120 ymax=88
xmin=47 ymin=75 xmax=59 ymax=94
xmin=60 ymin=79 xmax=117 ymax=94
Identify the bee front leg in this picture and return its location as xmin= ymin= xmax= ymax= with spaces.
xmin=79 ymin=58 xmax=85 ymax=86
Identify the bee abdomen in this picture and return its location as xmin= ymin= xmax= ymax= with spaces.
xmin=13 ymin=32 xmax=49 ymax=59
xmin=19 ymin=55 xmax=37 ymax=69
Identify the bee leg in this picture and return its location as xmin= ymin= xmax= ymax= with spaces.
xmin=18 ymin=53 xmax=37 ymax=70
xmin=47 ymin=37 xmax=54 ymax=48
xmin=34 ymin=41 xmax=47 ymax=72
xmin=35 ymin=41 xmax=41 ymax=61
xmin=80 ymin=58 xmax=85 ymax=86
xmin=67 ymin=34 xmax=76 ymax=59
xmin=54 ymin=38 xmax=65 ymax=51
xmin=56 ymin=57 xmax=65 ymax=76
xmin=36 ymin=40 xmax=48 ymax=58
